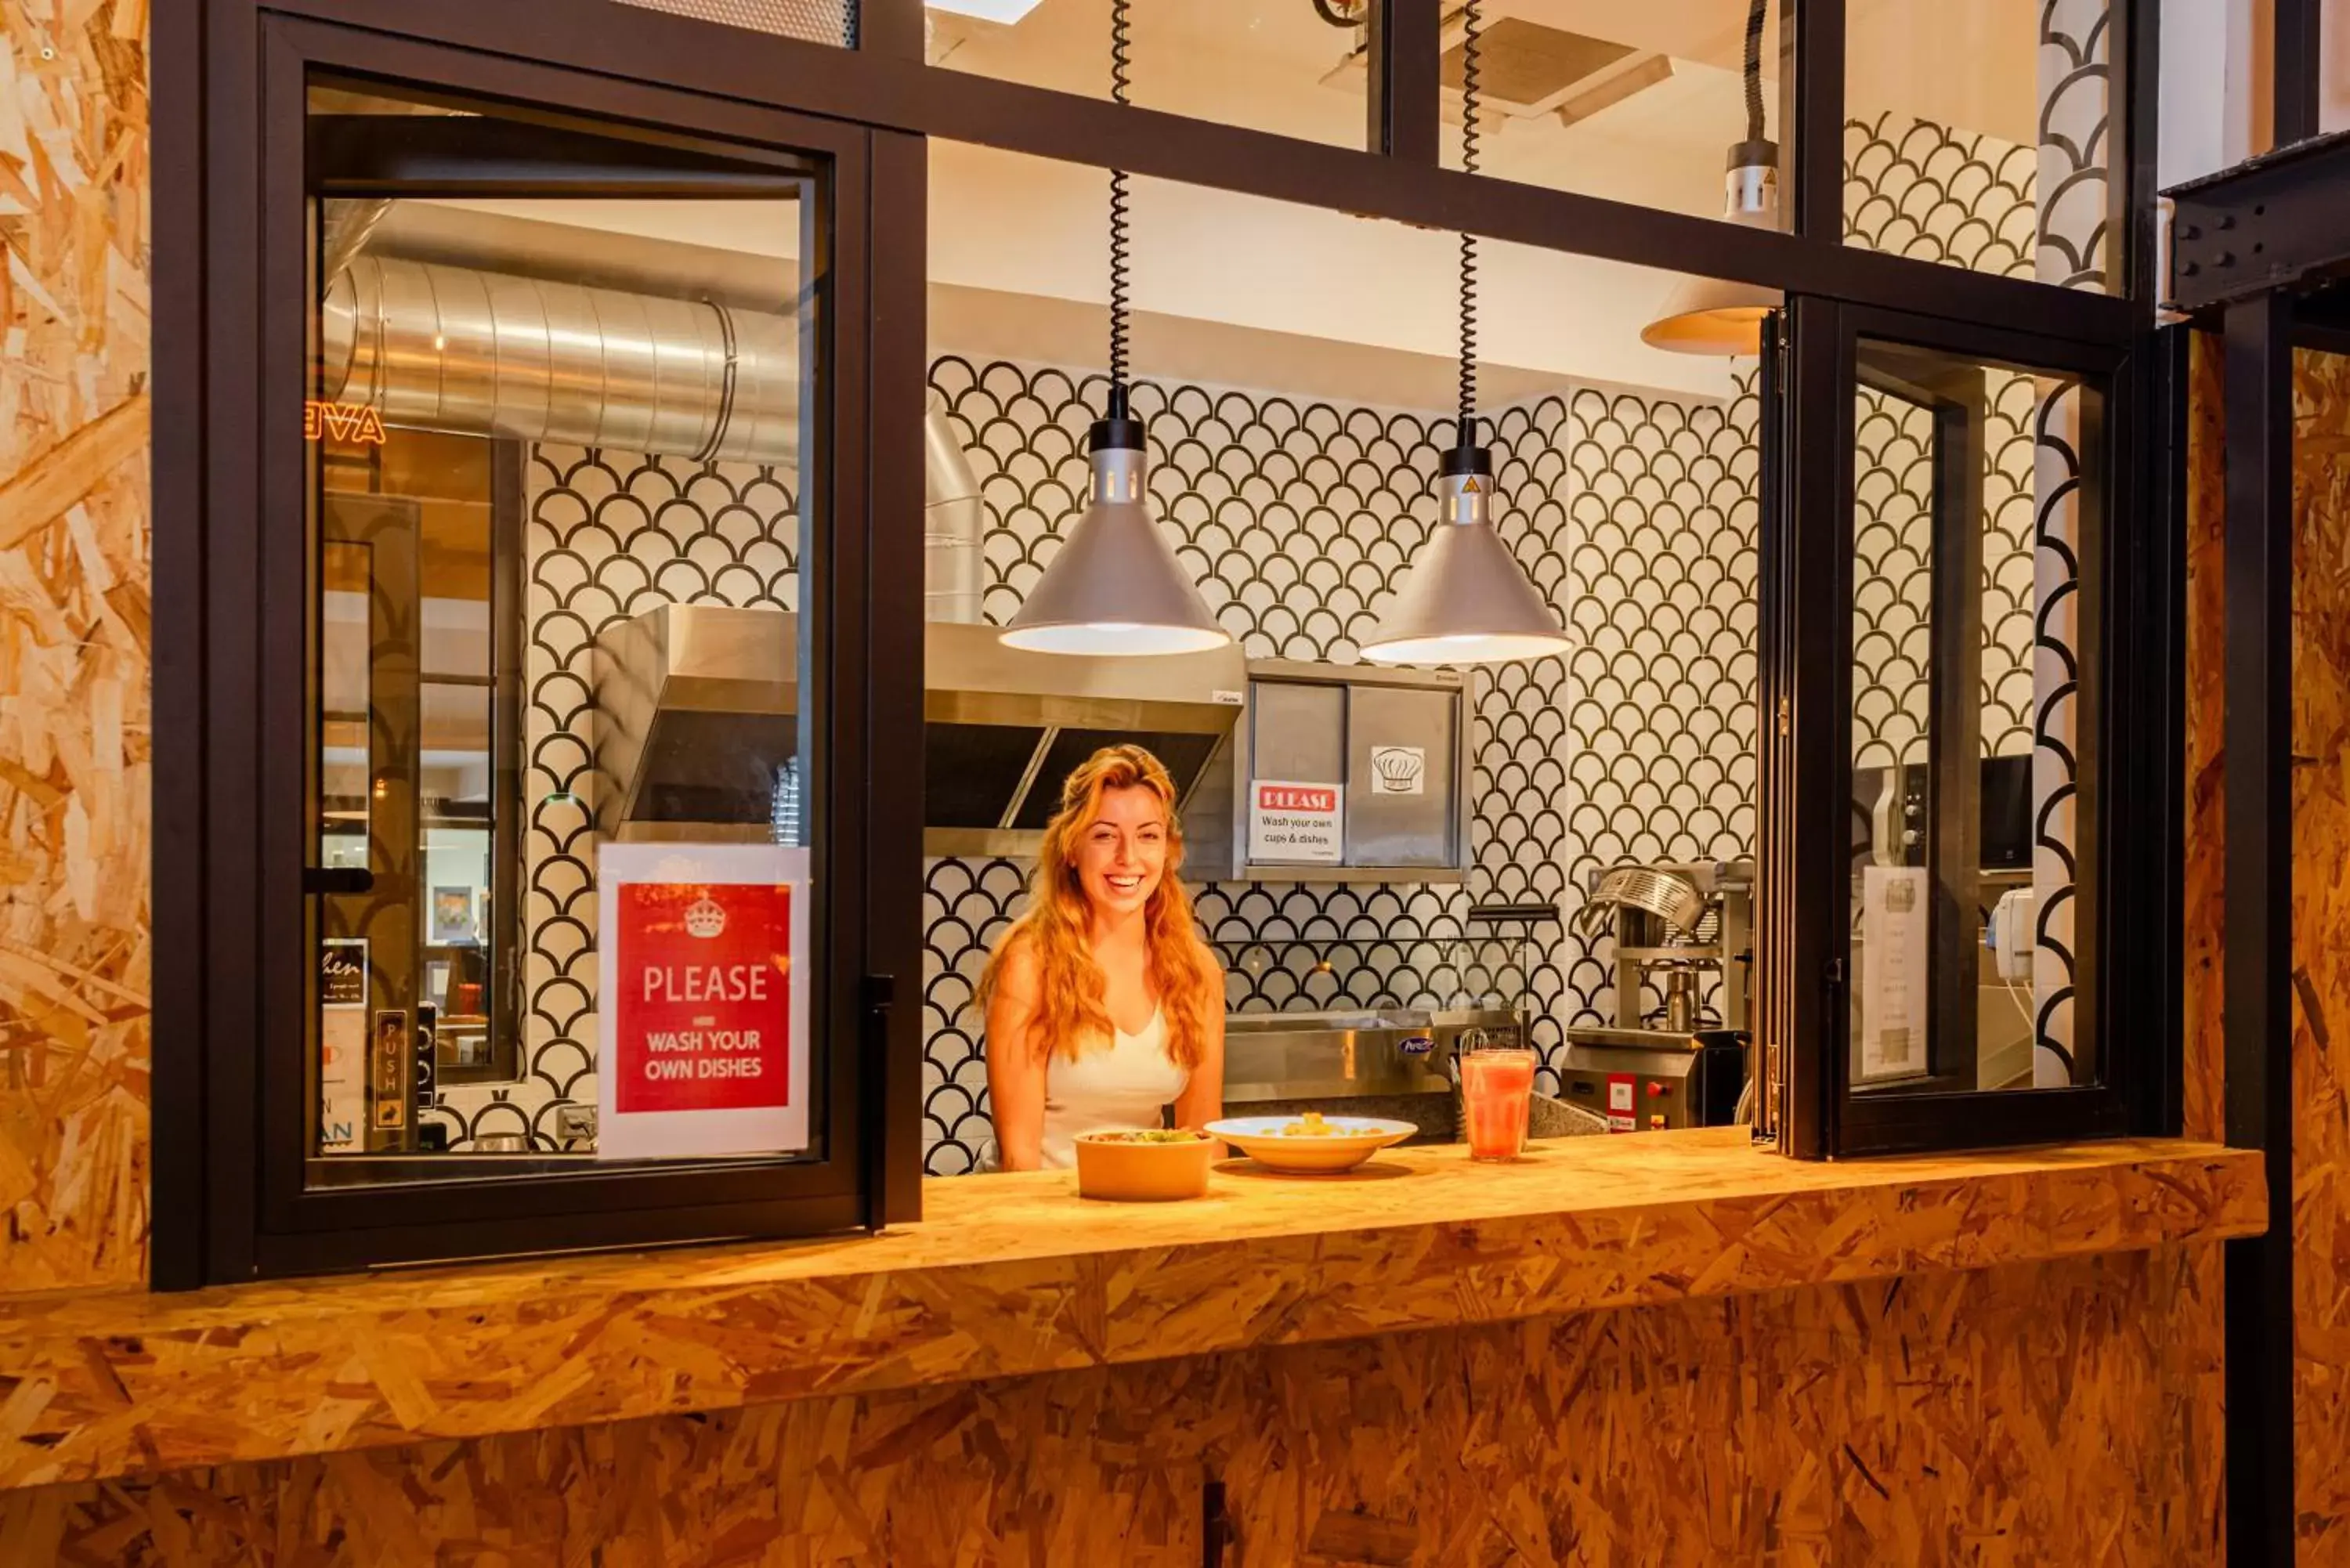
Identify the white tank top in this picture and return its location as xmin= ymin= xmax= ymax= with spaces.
xmin=1034 ymin=1008 xmax=1188 ymax=1171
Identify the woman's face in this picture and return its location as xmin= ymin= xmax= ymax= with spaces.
xmin=1073 ymin=783 xmax=1170 ymax=919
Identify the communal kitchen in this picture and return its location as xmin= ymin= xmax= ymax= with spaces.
xmin=0 ymin=1 xmax=2283 ymax=1562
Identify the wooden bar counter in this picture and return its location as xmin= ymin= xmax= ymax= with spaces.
xmin=0 ymin=1129 xmax=2261 ymax=1497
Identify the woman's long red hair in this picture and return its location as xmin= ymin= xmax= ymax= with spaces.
xmin=978 ymin=744 xmax=1221 ymax=1068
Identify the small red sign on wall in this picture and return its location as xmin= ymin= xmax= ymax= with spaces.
xmin=612 ymin=880 xmax=792 ymax=1115
xmin=1248 ymin=779 xmax=1344 ymax=864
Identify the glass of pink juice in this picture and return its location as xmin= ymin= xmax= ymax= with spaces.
xmin=1459 ymin=1046 xmax=1536 ymax=1162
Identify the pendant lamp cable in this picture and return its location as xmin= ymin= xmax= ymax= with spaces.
xmin=1107 ymin=0 xmax=1134 ymax=411
xmin=1744 ymin=0 xmax=1766 ymax=144
xmin=1455 ymin=0 xmax=1482 ymax=443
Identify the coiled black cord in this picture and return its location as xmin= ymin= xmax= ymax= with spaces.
xmin=1456 ymin=0 xmax=1482 ymax=435
xmin=1108 ymin=0 xmax=1133 ymax=396
xmin=1744 ymin=0 xmax=1766 ymax=144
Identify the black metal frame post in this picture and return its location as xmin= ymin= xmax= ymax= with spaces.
xmin=2221 ymin=289 xmax=2296 ymax=1568
xmin=1760 ymin=294 xmax=1845 ymax=1159
xmin=1365 ymin=0 xmax=1439 ymax=164
xmin=2274 ymin=0 xmax=2323 ymax=150
xmin=1788 ymin=0 xmax=1844 ymax=243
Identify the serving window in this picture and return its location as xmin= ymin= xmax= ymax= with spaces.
xmin=155 ymin=0 xmax=2171 ymax=1284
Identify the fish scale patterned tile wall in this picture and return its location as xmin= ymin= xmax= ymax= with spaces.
xmin=918 ymin=360 xmax=1761 ymax=1173
xmin=428 ymin=450 xmax=803 ymax=1152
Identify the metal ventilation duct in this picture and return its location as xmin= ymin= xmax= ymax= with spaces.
xmin=318 ymin=242 xmax=990 ymax=620
xmin=924 ymin=391 xmax=984 ymax=623
xmin=318 ymin=254 xmax=802 ymax=463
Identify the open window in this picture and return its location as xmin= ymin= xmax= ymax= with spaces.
xmin=157 ymin=20 xmax=923 ymax=1284
xmin=1759 ymin=299 xmax=2159 ymax=1156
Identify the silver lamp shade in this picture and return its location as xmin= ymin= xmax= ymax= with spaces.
xmin=1360 ymin=446 xmax=1570 ymax=667
xmin=999 ymin=416 xmax=1230 ymax=656
xmin=1640 ymin=145 xmax=1781 ymax=357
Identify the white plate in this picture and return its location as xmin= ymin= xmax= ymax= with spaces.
xmin=1206 ymin=1115 xmax=1418 ymax=1174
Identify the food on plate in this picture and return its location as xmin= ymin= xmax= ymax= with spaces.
xmin=1086 ymin=1128 xmax=1209 ymax=1145
xmin=1276 ymin=1111 xmax=1367 ymax=1138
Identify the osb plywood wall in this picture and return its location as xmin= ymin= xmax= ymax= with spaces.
xmin=2290 ymin=346 xmax=2350 ymax=1562
xmin=2181 ymin=335 xmax=2350 ymax=1559
xmin=0 ymin=1245 xmax=2223 ymax=1566
xmin=0 ymin=0 xmax=151 ymax=1295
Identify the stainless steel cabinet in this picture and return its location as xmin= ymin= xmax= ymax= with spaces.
xmin=1187 ymin=659 xmax=1470 ymax=882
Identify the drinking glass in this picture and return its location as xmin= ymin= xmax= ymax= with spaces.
xmin=1459 ymin=1046 xmax=1537 ymax=1162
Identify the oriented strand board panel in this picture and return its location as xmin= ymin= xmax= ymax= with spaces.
xmin=0 ymin=1130 xmax=2263 ymax=1490
xmin=2184 ymin=338 xmax=2350 ymax=1559
xmin=0 ymin=0 xmax=154 ymax=1294
xmin=2293 ymin=346 xmax=2350 ymax=1563
xmin=0 ymin=1245 xmax=2225 ymax=1567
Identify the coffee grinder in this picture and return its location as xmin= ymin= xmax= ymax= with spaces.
xmin=1556 ymin=858 xmax=1753 ymax=1133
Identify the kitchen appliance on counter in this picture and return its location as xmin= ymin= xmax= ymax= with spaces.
xmin=1221 ymin=1006 xmax=1520 ymax=1141
xmin=1556 ymin=859 xmax=1753 ymax=1133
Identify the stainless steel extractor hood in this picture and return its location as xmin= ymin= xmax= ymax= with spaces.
xmin=594 ymin=605 xmax=1248 ymax=855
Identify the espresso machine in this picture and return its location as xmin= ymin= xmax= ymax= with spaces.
xmin=1556 ymin=859 xmax=1753 ymax=1133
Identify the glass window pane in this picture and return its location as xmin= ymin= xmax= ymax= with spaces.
xmin=1847 ymin=338 xmax=2098 ymax=1096
xmin=1440 ymin=0 xmax=1794 ymax=240
xmin=931 ymin=0 xmax=1369 ymax=150
xmin=306 ymin=81 xmax=823 ymax=1179
xmin=1844 ymin=0 xmax=2115 ymax=291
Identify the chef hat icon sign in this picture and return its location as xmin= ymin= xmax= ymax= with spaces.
xmin=684 ymin=897 xmax=728 ymax=939
xmin=1373 ymin=748 xmax=1423 ymax=789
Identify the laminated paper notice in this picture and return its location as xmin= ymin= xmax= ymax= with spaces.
xmin=318 ymin=938 xmax=366 ymax=1154
xmin=1859 ymin=865 xmax=1929 ymax=1082
xmin=597 ymin=841 xmax=812 ymax=1161
xmin=1249 ymin=781 xmax=1343 ymax=864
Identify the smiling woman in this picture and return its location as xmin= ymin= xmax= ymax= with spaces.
xmin=978 ymin=744 xmax=1228 ymax=1169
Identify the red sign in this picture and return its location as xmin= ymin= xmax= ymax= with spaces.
xmin=1604 ymin=1071 xmax=1637 ymax=1133
xmin=1256 ymin=784 xmax=1337 ymax=813
xmin=612 ymin=880 xmax=792 ymax=1115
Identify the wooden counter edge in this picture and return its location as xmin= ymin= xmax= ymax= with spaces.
xmin=0 ymin=1136 xmax=2264 ymax=1491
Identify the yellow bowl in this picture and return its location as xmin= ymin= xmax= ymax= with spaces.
xmin=1072 ymin=1130 xmax=1217 ymax=1201
xmin=1205 ymin=1115 xmax=1417 ymax=1174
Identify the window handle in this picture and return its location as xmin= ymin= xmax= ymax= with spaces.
xmin=303 ymin=867 xmax=374 ymax=896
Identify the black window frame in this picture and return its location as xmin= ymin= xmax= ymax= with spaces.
xmin=151 ymin=0 xmax=2171 ymax=1284
xmin=152 ymin=8 xmax=929 ymax=1287
xmin=1765 ymin=297 xmax=2161 ymax=1158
